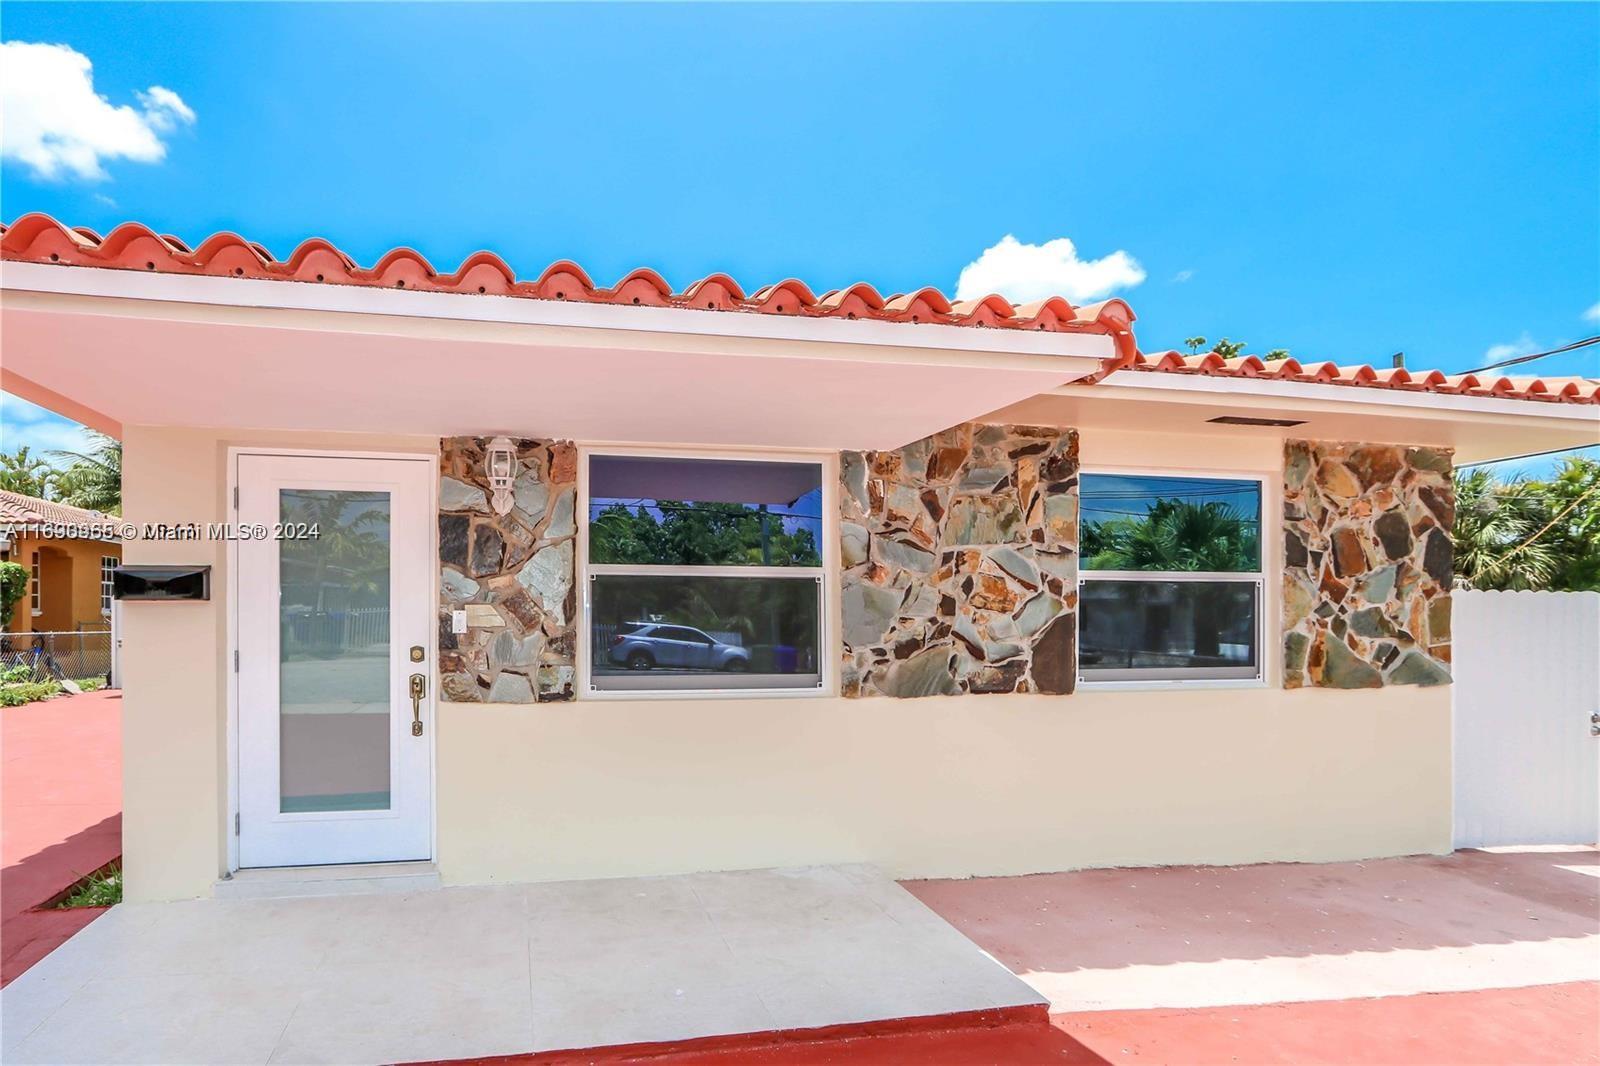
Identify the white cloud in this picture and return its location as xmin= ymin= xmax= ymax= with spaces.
xmin=0 ymin=394 xmax=95 ymax=457
xmin=1584 ymin=302 xmax=1600 ymax=323
xmin=0 ymin=41 xmax=196 ymax=181
xmin=954 ymin=234 xmax=1146 ymax=304
xmin=1172 ymin=269 xmax=1194 ymax=283
xmin=1482 ymin=332 xmax=1539 ymax=366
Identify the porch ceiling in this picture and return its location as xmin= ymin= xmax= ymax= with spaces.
xmin=0 ymin=274 xmax=1114 ymax=451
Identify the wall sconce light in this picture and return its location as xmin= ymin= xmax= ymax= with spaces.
xmin=485 ymin=436 xmax=517 ymax=515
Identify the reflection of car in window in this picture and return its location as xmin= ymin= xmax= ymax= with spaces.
xmin=607 ymin=623 xmax=750 ymax=672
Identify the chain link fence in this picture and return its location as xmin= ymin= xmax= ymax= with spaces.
xmin=1 ymin=629 xmax=114 ymax=685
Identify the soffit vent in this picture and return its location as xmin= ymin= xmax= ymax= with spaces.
xmin=1207 ymin=415 xmax=1309 ymax=427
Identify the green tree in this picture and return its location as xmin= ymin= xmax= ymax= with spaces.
xmin=1082 ymin=498 xmax=1259 ymax=574
xmin=50 ymin=433 xmax=122 ymax=514
xmin=1452 ymin=467 xmax=1557 ymax=590
xmin=0 ymin=446 xmax=56 ymax=499
xmin=1082 ymin=499 xmax=1259 ymax=659
xmin=0 ymin=561 xmax=27 ymax=626
xmin=1210 ymin=338 xmax=1247 ymax=359
xmin=590 ymin=500 xmax=820 ymax=567
xmin=279 ymin=491 xmax=391 ymax=658
xmin=1183 ymin=336 xmax=1207 ymax=355
xmin=1264 ymin=349 xmax=1290 ymax=361
xmin=1454 ymin=457 xmax=1600 ymax=592
xmin=1541 ymin=457 xmax=1600 ymax=590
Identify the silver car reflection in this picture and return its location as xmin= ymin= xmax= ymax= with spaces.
xmin=607 ymin=622 xmax=750 ymax=671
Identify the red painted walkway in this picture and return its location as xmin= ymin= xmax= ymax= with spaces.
xmin=435 ymin=982 xmax=1598 ymax=1064
xmin=1 ymin=689 xmax=122 ymax=986
xmin=1053 ymin=981 xmax=1600 ymax=1066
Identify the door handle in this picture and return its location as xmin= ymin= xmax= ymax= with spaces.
xmin=409 ymin=674 xmax=427 ymax=737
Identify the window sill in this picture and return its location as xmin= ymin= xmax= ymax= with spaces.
xmin=583 ymin=686 xmax=832 ymax=702
xmin=1076 ymin=677 xmax=1271 ymax=694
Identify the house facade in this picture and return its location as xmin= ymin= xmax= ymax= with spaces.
xmin=2 ymin=213 xmax=1597 ymax=902
xmin=0 ymin=490 xmax=121 ymax=636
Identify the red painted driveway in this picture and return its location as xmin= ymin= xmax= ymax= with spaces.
xmin=1 ymin=689 xmax=122 ymax=986
xmin=426 ymin=982 xmax=1598 ymax=1065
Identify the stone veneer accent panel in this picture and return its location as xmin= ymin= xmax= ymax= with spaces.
xmin=841 ymin=423 xmax=1079 ymax=698
xmin=439 ymin=437 xmax=576 ymax=702
xmin=1283 ymin=440 xmax=1453 ymax=689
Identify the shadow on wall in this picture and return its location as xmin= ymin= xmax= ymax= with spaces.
xmin=904 ymin=848 xmax=1598 ymax=974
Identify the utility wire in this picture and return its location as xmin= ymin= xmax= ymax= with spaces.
xmin=1463 ymin=336 xmax=1600 ymax=374
xmin=1482 ymin=478 xmax=1600 ymax=567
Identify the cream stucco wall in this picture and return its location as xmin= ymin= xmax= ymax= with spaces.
xmin=119 ymin=422 xmax=1453 ymax=902
xmin=436 ymin=684 xmax=1451 ymax=885
xmin=435 ymin=425 xmax=1450 ymax=886
xmin=119 ymin=425 xmax=438 ymax=902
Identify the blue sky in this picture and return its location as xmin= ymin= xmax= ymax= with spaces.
xmin=2 ymin=2 xmax=1596 ymax=472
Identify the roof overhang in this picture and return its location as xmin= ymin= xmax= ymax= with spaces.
xmin=988 ymin=370 xmax=1600 ymax=464
xmin=0 ymin=263 xmax=1115 ymax=451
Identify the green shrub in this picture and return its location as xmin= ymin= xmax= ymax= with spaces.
xmin=54 ymin=863 xmax=121 ymax=908
xmin=0 ymin=681 xmax=62 ymax=707
xmin=73 ymin=678 xmax=105 ymax=692
xmin=0 ymin=561 xmax=26 ymax=626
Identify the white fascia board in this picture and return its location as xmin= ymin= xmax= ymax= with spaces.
xmin=0 ymin=261 xmax=1118 ymax=362
xmin=1097 ymin=369 xmax=1600 ymax=424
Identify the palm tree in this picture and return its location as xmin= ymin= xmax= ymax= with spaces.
xmin=50 ymin=433 xmax=122 ymax=514
xmin=280 ymin=491 xmax=391 ymax=610
xmin=0 ymin=446 xmax=56 ymax=499
xmin=1084 ymin=500 xmax=1259 ymax=659
xmin=1084 ymin=499 xmax=1259 ymax=573
xmin=1452 ymin=468 xmax=1557 ymax=590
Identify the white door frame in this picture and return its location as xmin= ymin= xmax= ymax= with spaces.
xmin=226 ymin=447 xmax=438 ymax=873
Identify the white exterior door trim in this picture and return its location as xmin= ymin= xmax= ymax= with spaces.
xmin=227 ymin=448 xmax=438 ymax=871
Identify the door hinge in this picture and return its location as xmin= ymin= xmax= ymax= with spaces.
xmin=234 ymin=812 xmax=240 ymax=835
xmin=232 ymin=485 xmax=239 ymax=510
xmin=233 ymin=649 xmax=239 ymax=672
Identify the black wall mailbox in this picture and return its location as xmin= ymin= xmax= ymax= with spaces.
xmin=113 ymin=565 xmax=211 ymax=601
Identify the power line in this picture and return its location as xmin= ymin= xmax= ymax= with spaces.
xmin=1463 ymin=336 xmax=1600 ymax=374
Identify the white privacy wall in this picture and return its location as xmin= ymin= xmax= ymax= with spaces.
xmin=1453 ymin=590 xmax=1600 ymax=848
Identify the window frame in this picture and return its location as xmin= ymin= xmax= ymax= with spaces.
xmin=101 ymin=555 xmax=117 ymax=617
xmin=30 ymin=550 xmax=41 ymax=616
xmin=577 ymin=444 xmax=837 ymax=701
xmin=1076 ymin=466 xmax=1269 ymax=691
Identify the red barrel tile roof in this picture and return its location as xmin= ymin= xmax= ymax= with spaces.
xmin=3 ymin=214 xmax=1594 ymax=405
xmin=1127 ymin=350 xmax=1599 ymax=405
xmin=0 ymin=489 xmax=117 ymax=530
xmin=0 ymin=213 xmax=1138 ymax=368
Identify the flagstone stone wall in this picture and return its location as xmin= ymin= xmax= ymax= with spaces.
xmin=438 ymin=437 xmax=577 ymax=702
xmin=1282 ymin=440 xmax=1454 ymax=689
xmin=841 ymin=423 xmax=1080 ymax=698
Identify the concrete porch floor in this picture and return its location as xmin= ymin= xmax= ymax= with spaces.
xmin=0 ymin=864 xmax=1043 ymax=1065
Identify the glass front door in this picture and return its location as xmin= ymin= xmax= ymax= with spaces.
xmin=236 ymin=454 xmax=433 ymax=868
xmin=278 ymin=489 xmax=393 ymax=814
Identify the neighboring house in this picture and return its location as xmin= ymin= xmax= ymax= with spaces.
xmin=1 ymin=213 xmax=1596 ymax=903
xmin=0 ymin=490 xmax=120 ymax=635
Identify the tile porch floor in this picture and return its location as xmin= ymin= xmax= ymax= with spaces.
xmin=0 ymin=864 xmax=1043 ymax=1065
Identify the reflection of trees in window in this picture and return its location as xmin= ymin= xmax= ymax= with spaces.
xmin=280 ymin=490 xmax=391 ymax=654
xmin=1083 ymin=499 xmax=1259 ymax=574
xmin=590 ymin=500 xmax=820 ymax=567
